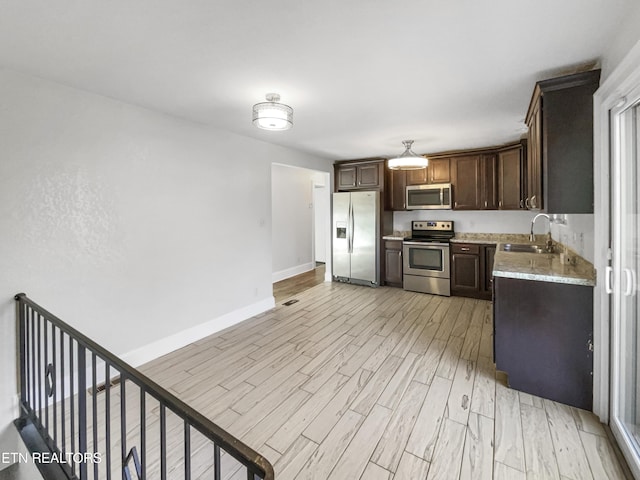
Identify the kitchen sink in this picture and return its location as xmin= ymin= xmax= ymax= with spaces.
xmin=500 ymin=243 xmax=548 ymax=253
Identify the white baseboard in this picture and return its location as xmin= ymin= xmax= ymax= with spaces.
xmin=18 ymin=298 xmax=276 ymax=408
xmin=272 ymin=262 xmax=315 ymax=283
xmin=121 ymin=296 xmax=276 ymax=368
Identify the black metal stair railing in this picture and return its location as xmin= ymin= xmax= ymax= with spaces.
xmin=13 ymin=293 xmax=274 ymax=480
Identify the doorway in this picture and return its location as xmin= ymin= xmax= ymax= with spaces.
xmin=609 ymin=85 xmax=640 ymax=478
xmin=596 ymin=41 xmax=640 ymax=477
xmin=271 ymin=164 xmax=331 ymax=301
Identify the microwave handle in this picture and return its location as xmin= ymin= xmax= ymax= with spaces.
xmin=440 ymin=189 xmax=444 ymax=206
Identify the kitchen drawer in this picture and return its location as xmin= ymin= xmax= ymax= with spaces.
xmin=384 ymin=240 xmax=403 ymax=249
xmin=451 ymin=243 xmax=480 ymax=255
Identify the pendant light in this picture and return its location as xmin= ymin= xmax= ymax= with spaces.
xmin=252 ymin=93 xmax=293 ymax=131
xmin=387 ymin=140 xmax=428 ymax=170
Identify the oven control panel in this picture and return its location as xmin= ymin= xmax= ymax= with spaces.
xmin=412 ymin=220 xmax=453 ymax=232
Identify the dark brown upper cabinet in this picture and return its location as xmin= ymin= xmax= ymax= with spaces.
xmin=451 ymin=155 xmax=481 ymax=209
xmin=482 ymin=153 xmax=498 ymax=210
xmin=451 ymin=155 xmax=497 ymax=210
xmin=405 ymin=168 xmax=427 ymax=186
xmin=497 ymin=145 xmax=525 ymax=210
xmin=335 ymin=159 xmax=385 ymax=191
xmin=404 ymin=158 xmax=451 ymax=186
xmin=526 ymin=95 xmax=543 ymax=210
xmin=382 ymin=142 xmax=523 ymax=212
xmin=427 ymin=157 xmax=451 ymax=184
xmin=525 ymin=69 xmax=601 ymax=213
xmin=386 ymin=169 xmax=407 ymax=210
xmin=387 ymin=158 xmax=450 ymax=211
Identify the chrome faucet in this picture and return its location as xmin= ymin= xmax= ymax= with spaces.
xmin=530 ymin=213 xmax=554 ymax=251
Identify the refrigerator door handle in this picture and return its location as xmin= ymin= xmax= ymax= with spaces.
xmin=346 ymin=200 xmax=351 ymax=253
xmin=349 ymin=200 xmax=355 ymax=253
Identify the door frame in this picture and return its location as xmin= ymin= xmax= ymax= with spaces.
xmin=594 ymin=38 xmax=640 ymax=476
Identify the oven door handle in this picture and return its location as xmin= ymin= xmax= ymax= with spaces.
xmin=403 ymin=242 xmax=450 ymax=248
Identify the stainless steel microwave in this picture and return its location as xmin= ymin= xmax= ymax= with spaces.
xmin=406 ymin=183 xmax=452 ymax=210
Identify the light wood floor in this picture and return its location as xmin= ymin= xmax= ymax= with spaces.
xmin=272 ymin=263 xmax=326 ymax=304
xmin=138 ymin=282 xmax=629 ymax=480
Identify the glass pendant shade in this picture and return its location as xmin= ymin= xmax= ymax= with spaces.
xmin=252 ymin=93 xmax=293 ymax=131
xmin=388 ymin=140 xmax=428 ymax=170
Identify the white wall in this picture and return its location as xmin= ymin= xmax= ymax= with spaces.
xmin=394 ymin=210 xmax=538 ymax=234
xmin=271 ymin=165 xmax=315 ymax=281
xmin=395 ymin=210 xmax=595 ymax=263
xmin=601 ymin=2 xmax=640 ymax=81
xmin=550 ymin=214 xmax=594 ymax=263
xmin=313 ymin=182 xmax=329 ymax=263
xmin=545 ymin=0 xmax=640 ymax=268
xmin=0 ymin=68 xmax=332 ymax=457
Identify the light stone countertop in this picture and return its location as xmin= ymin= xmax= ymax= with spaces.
xmin=382 ymin=231 xmax=410 ymax=241
xmin=390 ymin=231 xmax=595 ymax=285
xmin=450 ymin=233 xmax=544 ymax=244
xmin=492 ymin=244 xmax=596 ymax=287
xmin=383 ymin=230 xmax=595 ymax=286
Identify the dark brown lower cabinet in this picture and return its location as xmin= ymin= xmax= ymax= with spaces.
xmin=482 ymin=245 xmax=496 ymax=298
xmin=493 ymin=276 xmax=593 ymax=410
xmin=451 ymin=243 xmax=495 ymax=300
xmin=384 ymin=240 xmax=403 ymax=287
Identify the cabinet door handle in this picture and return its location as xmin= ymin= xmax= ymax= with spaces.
xmin=499 ymin=200 xmax=503 ymax=208
xmin=461 ymin=247 xmax=470 ymax=252
xmin=525 ymin=197 xmax=530 ymax=209
xmin=484 ymin=200 xmax=488 ymax=208
xmin=520 ymin=199 xmax=524 ymax=209
xmin=531 ymin=195 xmax=537 ymax=208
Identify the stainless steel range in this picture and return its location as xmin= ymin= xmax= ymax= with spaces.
xmin=403 ymin=220 xmax=454 ymax=296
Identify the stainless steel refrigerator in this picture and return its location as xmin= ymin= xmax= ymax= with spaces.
xmin=332 ymin=191 xmax=380 ymax=286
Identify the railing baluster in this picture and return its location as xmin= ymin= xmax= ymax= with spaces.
xmin=92 ymin=353 xmax=98 ymax=480
xmin=160 ymin=404 xmax=166 ymax=480
xmin=140 ymin=390 xmax=146 ymax=480
xmin=105 ymin=363 xmax=112 ymax=480
xmin=184 ymin=420 xmax=191 ymax=480
xmin=52 ymin=326 xmax=57 ymax=445
xmin=21 ymin=302 xmax=28 ymax=409
xmin=37 ymin=311 xmax=42 ymax=422
xmin=13 ymin=294 xmax=274 ymax=480
xmin=121 ymin=376 xmax=127 ymax=480
xmin=60 ymin=331 xmax=66 ymax=455
xmin=70 ymin=338 xmax=76 ymax=477
xmin=30 ymin=308 xmax=36 ymax=415
xmin=214 ymin=444 xmax=221 ymax=480
xmin=44 ymin=317 xmax=49 ymax=432
xmin=78 ymin=343 xmax=88 ymax=480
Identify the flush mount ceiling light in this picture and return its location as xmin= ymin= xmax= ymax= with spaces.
xmin=387 ymin=140 xmax=428 ymax=170
xmin=252 ymin=93 xmax=293 ymax=131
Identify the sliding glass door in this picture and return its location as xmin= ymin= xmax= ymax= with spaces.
xmin=611 ymin=88 xmax=640 ymax=477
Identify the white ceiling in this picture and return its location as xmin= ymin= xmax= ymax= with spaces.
xmin=0 ymin=1 xmax=634 ymax=160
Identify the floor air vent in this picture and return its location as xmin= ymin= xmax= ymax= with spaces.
xmin=283 ymin=299 xmax=299 ymax=306
xmin=89 ymin=376 xmax=121 ymax=395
